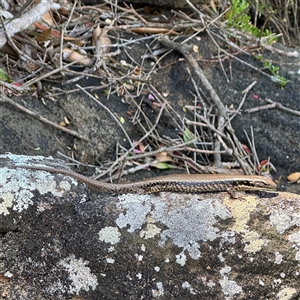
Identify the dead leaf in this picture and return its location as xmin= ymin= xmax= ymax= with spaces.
xmin=93 ymin=25 xmax=111 ymax=58
xmin=155 ymin=152 xmax=173 ymax=163
xmin=34 ymin=22 xmax=80 ymax=42
xmin=64 ymin=116 xmax=70 ymax=125
xmin=138 ymin=143 xmax=146 ymax=153
xmin=34 ymin=22 xmax=61 ymax=38
xmin=26 ymin=62 xmax=40 ymax=71
xmin=36 ymin=27 xmax=52 ymax=42
xmin=58 ymin=121 xmax=67 ymax=127
xmin=133 ymin=66 xmax=142 ymax=75
xmin=287 ymin=172 xmax=300 ymax=182
xmin=242 ymin=144 xmax=250 ymax=155
xmin=92 ymin=25 xmax=102 ymax=47
xmin=41 ymin=11 xmax=54 ymax=26
xmin=62 ymin=48 xmax=91 ymax=65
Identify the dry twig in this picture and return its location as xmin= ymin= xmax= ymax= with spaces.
xmin=0 ymin=0 xmax=60 ymax=48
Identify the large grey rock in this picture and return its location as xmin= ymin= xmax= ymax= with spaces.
xmin=1 ymin=154 xmax=300 ymax=299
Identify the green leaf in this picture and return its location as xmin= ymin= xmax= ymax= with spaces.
xmin=0 ymin=68 xmax=9 ymax=82
xmin=152 ymin=162 xmax=171 ymax=169
xmin=183 ymin=128 xmax=195 ymax=143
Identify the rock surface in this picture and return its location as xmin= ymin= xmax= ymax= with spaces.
xmin=1 ymin=154 xmax=300 ymax=299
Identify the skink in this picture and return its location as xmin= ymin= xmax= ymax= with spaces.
xmin=13 ymin=165 xmax=277 ymax=196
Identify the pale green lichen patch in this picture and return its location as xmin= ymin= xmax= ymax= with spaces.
xmin=140 ymin=216 xmax=161 ymax=239
xmin=223 ymin=196 xmax=267 ymax=253
xmin=0 ymin=192 xmax=14 ymax=215
xmin=276 ymin=287 xmax=298 ymax=300
xmin=223 ymin=196 xmax=259 ymax=232
xmin=98 ymin=226 xmax=121 ymax=245
xmin=242 ymin=230 xmax=267 ymax=253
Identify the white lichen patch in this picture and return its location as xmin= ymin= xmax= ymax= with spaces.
xmin=207 ymin=280 xmax=216 ymax=288
xmin=1 ymin=165 xmax=75 ymax=214
xmin=106 ymin=257 xmax=115 ymax=264
xmin=3 ymin=153 xmax=51 ymax=163
xmin=153 ymin=194 xmax=232 ymax=259
xmin=288 ymin=231 xmax=300 ymax=246
xmin=220 ymin=265 xmax=232 ymax=276
xmin=219 ymin=275 xmax=243 ymax=298
xmin=259 ymin=280 xmax=265 ymax=286
xmin=218 ymin=265 xmax=243 ymax=298
xmin=182 ymin=281 xmax=197 ymax=295
xmin=116 ymin=194 xmax=152 ymax=232
xmin=274 ymin=251 xmax=283 ymax=264
xmin=12 ymin=189 xmax=34 ymax=213
xmin=116 ymin=193 xmax=233 ymax=260
xmin=58 ymin=255 xmax=98 ymax=295
xmin=107 ymin=246 xmax=115 ymax=252
xmin=135 ymin=253 xmax=143 ymax=261
xmin=269 ymin=205 xmax=300 ymax=234
xmin=4 ymin=271 xmax=13 ymax=278
xmin=176 ymin=251 xmax=187 ymax=266
xmin=288 ymin=231 xmax=300 ymax=260
xmin=98 ymin=226 xmax=121 ymax=245
xmin=152 ymin=282 xmax=164 ymax=297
